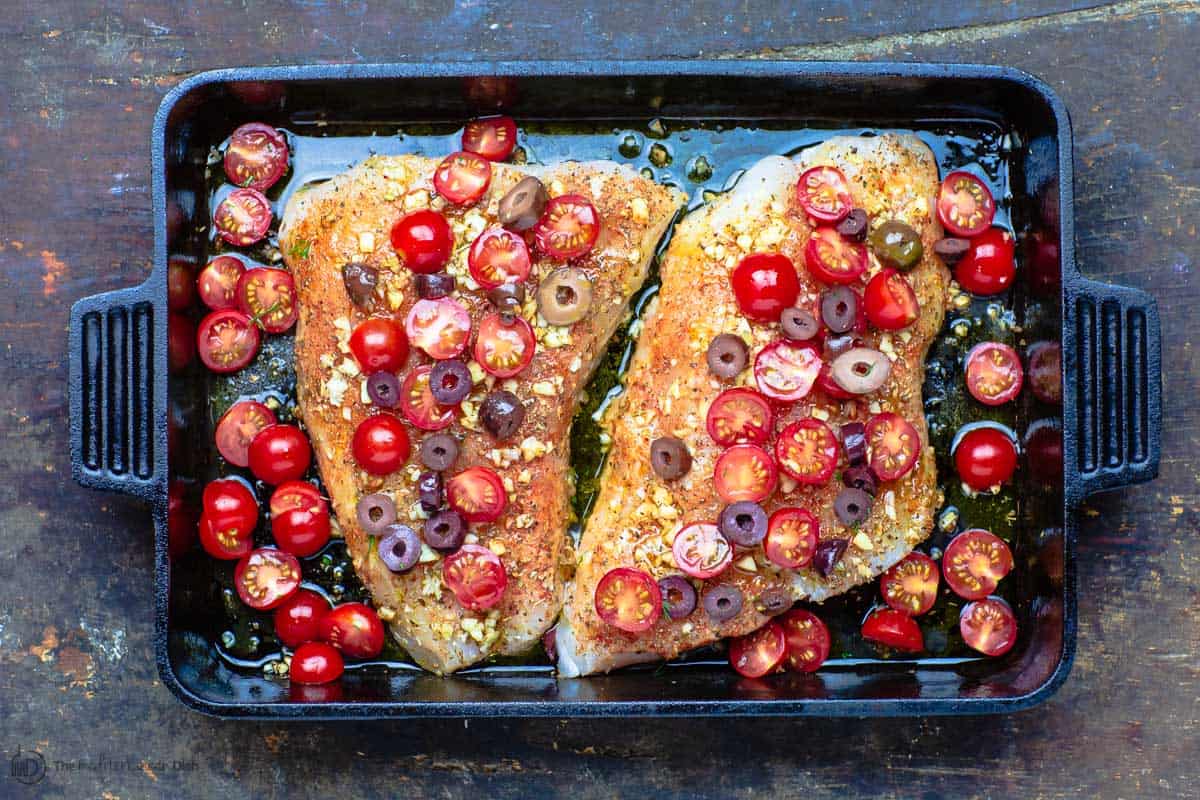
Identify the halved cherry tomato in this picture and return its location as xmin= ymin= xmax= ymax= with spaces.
xmin=880 ymin=553 xmax=939 ymax=615
xmin=168 ymin=312 xmax=195 ymax=373
xmin=959 ymin=596 xmax=1018 ymax=656
xmin=290 ymin=641 xmax=344 ymax=684
xmin=764 ymin=507 xmax=818 ymax=569
xmin=197 ymin=255 xmax=246 ymax=310
xmin=462 ymin=116 xmax=518 ymax=161
xmin=168 ymin=258 xmax=195 ymax=311
xmin=754 ymin=340 xmax=822 ymax=402
xmin=214 ymin=187 xmax=272 ymax=247
xmin=1026 ymin=229 xmax=1061 ymax=298
xmin=318 ymin=602 xmax=385 ymax=659
xmin=1027 ymin=341 xmax=1062 ymax=404
xmin=274 ymin=589 xmax=331 ymax=649
xmin=443 ymin=544 xmax=508 ymax=611
xmin=474 ymin=312 xmax=536 ymax=378
xmin=729 ymin=621 xmax=787 ymax=678
xmin=865 ymin=412 xmax=921 ymax=481
xmin=965 ymin=341 xmax=1023 ymax=406
xmin=805 ymin=227 xmax=868 ymax=285
xmin=864 ymin=268 xmax=919 ymax=330
xmin=405 ymin=297 xmax=471 ymax=359
xmin=775 ymin=419 xmax=838 ymax=485
xmin=167 ymin=480 xmax=195 ymax=560
xmin=954 ymin=425 xmax=1017 ymax=491
xmin=1025 ymin=421 xmax=1064 ymax=487
xmin=269 ymin=480 xmax=323 ymax=517
xmin=270 ymin=485 xmax=331 ymax=557
xmin=349 ymin=317 xmax=408 ymax=373
xmin=215 ymin=400 xmax=277 ymax=467
xmin=955 ymin=227 xmax=1015 ymax=296
xmin=351 ymin=414 xmax=410 ymax=476
xmin=796 ymin=165 xmax=852 ymax=223
xmin=943 ymin=529 xmax=1013 ymax=600
xmin=446 ymin=466 xmax=508 ymax=523
xmin=247 ymin=424 xmax=311 ymax=485
xmin=200 ymin=477 xmax=258 ymax=552
xmin=224 ymin=122 xmax=289 ymax=191
xmin=713 ymin=444 xmax=777 ymax=504
xmin=671 ymin=522 xmax=733 ymax=579
xmin=391 ymin=210 xmax=453 ymax=274
xmin=235 ymin=548 xmax=301 ymax=610
xmin=706 ymin=388 xmax=774 ymax=447
xmin=196 ymin=309 xmax=260 ymax=373
xmin=399 ymin=365 xmax=457 ymax=430
xmin=594 ymin=567 xmax=662 ymax=633
xmin=199 ymin=514 xmax=253 ymax=560
xmin=861 ymin=607 xmax=924 ymax=653
xmin=731 ymin=253 xmax=800 ymax=322
xmin=533 ymin=194 xmax=600 ymax=260
xmin=468 ymin=227 xmax=531 ymax=288
xmin=937 ymin=170 xmax=996 ymax=237
xmin=779 ymin=609 xmax=830 ymax=672
xmin=236 ymin=267 xmax=297 ymax=333
xmin=434 ymin=150 xmax=492 ymax=206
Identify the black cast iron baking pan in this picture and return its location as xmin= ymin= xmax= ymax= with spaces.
xmin=67 ymin=61 xmax=1161 ymax=718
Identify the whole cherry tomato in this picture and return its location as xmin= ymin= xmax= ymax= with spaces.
xmin=248 ymin=424 xmax=312 ymax=485
xmin=391 ymin=210 xmax=453 ymax=274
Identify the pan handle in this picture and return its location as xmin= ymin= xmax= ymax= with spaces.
xmin=1063 ymin=277 xmax=1161 ymax=506
xmin=69 ymin=282 xmax=165 ymax=502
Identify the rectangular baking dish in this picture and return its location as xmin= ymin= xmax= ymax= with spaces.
xmin=68 ymin=61 xmax=1161 ymax=718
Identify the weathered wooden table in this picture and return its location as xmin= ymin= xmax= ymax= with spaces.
xmin=1 ymin=2 xmax=1196 ymax=797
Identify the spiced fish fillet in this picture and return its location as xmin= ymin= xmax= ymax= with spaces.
xmin=558 ymin=134 xmax=949 ymax=676
xmin=281 ymin=155 xmax=684 ymax=674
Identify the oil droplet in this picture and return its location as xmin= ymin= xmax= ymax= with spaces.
xmin=221 ymin=630 xmax=237 ymax=648
xmin=648 ymin=143 xmax=671 ymax=168
xmin=687 ymin=155 xmax=713 ymax=182
xmin=647 ymin=118 xmax=667 ymax=139
xmin=952 ymin=320 xmax=970 ymax=338
xmin=618 ymin=132 xmax=643 ymax=158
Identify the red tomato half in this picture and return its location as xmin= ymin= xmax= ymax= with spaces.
xmin=197 ymin=255 xmax=246 ymax=310
xmin=780 ymin=609 xmax=830 ymax=672
xmin=943 ymin=529 xmax=1013 ymax=600
xmin=937 ymin=170 xmax=996 ymax=237
xmin=446 ymin=466 xmax=508 ymax=523
xmin=391 ymin=210 xmax=453 ymax=274
xmin=248 ymin=424 xmax=312 ymax=485
xmin=731 ymin=253 xmax=800 ymax=322
xmin=405 ymin=297 xmax=472 ymax=360
xmin=196 ymin=309 xmax=260 ymax=373
xmin=236 ymin=267 xmax=298 ymax=333
xmin=805 ymin=227 xmax=868 ymax=285
xmin=713 ymin=444 xmax=777 ymax=504
xmin=754 ymin=340 xmax=822 ymax=402
xmin=468 ymin=227 xmax=531 ymax=288
xmin=215 ymin=400 xmax=277 ymax=467
xmin=235 ymin=548 xmax=301 ymax=610
xmin=955 ymin=227 xmax=1015 ymax=296
xmin=729 ymin=621 xmax=787 ymax=678
xmin=351 ymin=414 xmax=410 ymax=476
xmin=880 ymin=553 xmax=940 ymax=615
xmin=318 ymin=602 xmax=385 ymax=659
xmin=214 ymin=187 xmax=272 ymax=247
xmin=199 ymin=514 xmax=253 ymax=560
xmin=864 ymin=268 xmax=919 ymax=330
xmin=274 ymin=589 xmax=330 ymax=649
xmin=349 ymin=317 xmax=408 ymax=373
xmin=270 ymin=492 xmax=331 ymax=558
xmin=533 ymin=194 xmax=600 ymax=260
xmin=1027 ymin=341 xmax=1062 ymax=404
xmin=775 ymin=419 xmax=838 ymax=485
xmin=462 ymin=116 xmax=518 ymax=161
xmin=434 ymin=151 xmax=492 ymax=206
xmin=594 ymin=567 xmax=662 ymax=633
xmin=167 ymin=480 xmax=196 ymax=560
xmin=269 ymin=480 xmax=323 ymax=516
xmin=861 ymin=607 xmax=924 ymax=653
xmin=168 ymin=313 xmax=195 ymax=373
xmin=796 ymin=165 xmax=853 ymax=223
xmin=706 ymin=388 xmax=774 ymax=447
xmin=764 ymin=507 xmax=818 ymax=569
xmin=168 ymin=258 xmax=195 ymax=311
xmin=290 ymin=641 xmax=344 ymax=684
xmin=672 ymin=522 xmax=733 ymax=580
xmin=224 ymin=122 xmax=289 ymax=191
xmin=965 ymin=341 xmax=1023 ymax=406
xmin=201 ymin=478 xmax=258 ymax=545
xmin=865 ymin=413 xmax=921 ymax=481
xmin=443 ymin=545 xmax=508 ymax=611
xmin=954 ymin=426 xmax=1018 ymax=491
xmin=960 ymin=596 xmax=1018 ymax=657
xmin=400 ymin=366 xmax=457 ymax=430
xmin=474 ymin=312 xmax=536 ymax=377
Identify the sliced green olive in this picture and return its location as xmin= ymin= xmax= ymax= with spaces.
xmin=869 ymin=220 xmax=923 ymax=271
xmin=537 ymin=267 xmax=593 ymax=325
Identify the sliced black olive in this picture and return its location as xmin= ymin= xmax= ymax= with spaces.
xmin=812 ymin=538 xmax=849 ymax=577
xmin=756 ymin=586 xmax=793 ymax=616
xmin=834 ymin=487 xmax=873 ymax=527
xmin=419 ymin=433 xmax=459 ymax=471
xmin=830 ymin=347 xmax=891 ymax=395
xmin=498 ymin=176 xmax=549 ymax=231
xmin=933 ymin=236 xmax=971 ymax=264
xmin=839 ymin=422 xmax=867 ymax=466
xmin=378 ymin=524 xmax=421 ymax=573
xmin=415 ymin=272 xmax=456 ymax=299
xmin=356 ymin=493 xmax=396 ymax=535
xmin=718 ymin=501 xmax=767 ymax=547
xmin=843 ymin=465 xmax=879 ymax=496
xmin=418 ymin=470 xmax=444 ymax=512
xmin=488 ymin=282 xmax=526 ymax=311
xmin=821 ymin=286 xmax=858 ymax=334
xmin=423 ymin=509 xmax=466 ymax=551
xmin=658 ymin=575 xmax=697 ymax=619
xmin=706 ymin=333 xmax=749 ymax=378
xmin=870 ymin=220 xmax=924 ymax=271
xmin=537 ymin=267 xmax=593 ymax=325
xmin=650 ymin=436 xmax=692 ymax=480
xmin=780 ymin=307 xmax=819 ymax=341
xmin=836 ymin=208 xmax=869 ymax=241
xmin=480 ymin=390 xmax=525 ymax=440
xmin=366 ymin=371 xmax=401 ymax=408
xmin=342 ymin=262 xmax=378 ymax=308
xmin=824 ymin=333 xmax=857 ymax=359
xmin=702 ymin=584 xmax=743 ymax=622
xmin=429 ymin=360 xmax=472 ymax=405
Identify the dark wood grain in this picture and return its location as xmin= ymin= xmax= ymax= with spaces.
xmin=1 ymin=1 xmax=1197 ymax=798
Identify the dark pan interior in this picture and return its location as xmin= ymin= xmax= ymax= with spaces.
xmin=158 ymin=65 xmax=1069 ymax=716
